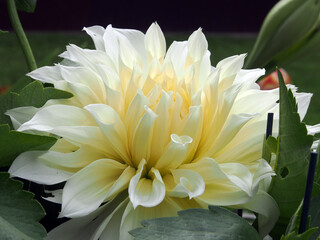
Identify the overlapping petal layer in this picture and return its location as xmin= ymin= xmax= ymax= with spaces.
xmin=7 ymin=23 xmax=318 ymax=239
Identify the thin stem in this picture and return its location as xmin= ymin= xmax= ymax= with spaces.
xmin=266 ymin=113 xmax=274 ymax=139
xmin=7 ymin=0 xmax=37 ymax=71
xmin=299 ymin=151 xmax=318 ymax=234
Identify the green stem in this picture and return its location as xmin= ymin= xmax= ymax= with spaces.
xmin=7 ymin=0 xmax=37 ymax=71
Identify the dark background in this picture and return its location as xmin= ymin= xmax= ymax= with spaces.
xmin=1 ymin=0 xmax=279 ymax=32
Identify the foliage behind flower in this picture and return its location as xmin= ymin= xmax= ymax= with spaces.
xmin=6 ymin=23 xmax=314 ymax=239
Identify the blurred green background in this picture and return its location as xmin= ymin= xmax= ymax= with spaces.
xmin=0 ymin=32 xmax=319 ymax=125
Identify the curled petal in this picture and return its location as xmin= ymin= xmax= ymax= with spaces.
xmin=129 ymin=160 xmax=165 ymax=209
xmin=155 ymin=134 xmax=192 ymax=174
xmin=164 ymin=169 xmax=205 ymax=199
xmin=83 ymin=25 xmax=106 ymax=51
xmin=236 ymin=190 xmax=279 ymax=238
xmin=180 ymin=157 xmax=256 ymax=205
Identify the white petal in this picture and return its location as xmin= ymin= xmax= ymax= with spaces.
xmin=164 ymin=169 xmax=205 ymax=199
xmin=18 ymin=104 xmax=95 ymax=132
xmin=131 ymin=106 xmax=157 ymax=166
xmin=60 ymin=65 xmax=106 ymax=103
xmin=83 ymin=25 xmax=106 ymax=51
xmin=155 ymin=134 xmax=192 ymax=174
xmin=5 ymin=106 xmax=39 ymax=130
xmin=124 ymin=89 xmax=149 ymax=144
xmin=205 ymin=113 xmax=257 ymax=157
xmin=27 ymin=65 xmax=62 ymax=84
xmin=232 ymin=88 xmax=279 ymax=116
xmin=114 ymin=29 xmax=144 ymax=69
xmin=103 ymin=25 xmax=120 ymax=72
xmin=312 ymin=140 xmax=319 ymax=150
xmin=114 ymin=27 xmax=147 ymax=68
xmin=307 ymin=124 xmax=320 ymax=135
xmin=60 ymin=159 xmax=133 ymax=218
xmin=43 ymin=189 xmax=63 ymax=204
xmin=62 ymin=44 xmax=116 ymax=72
xmin=95 ymin=198 xmax=129 ymax=240
xmin=217 ymin=54 xmax=246 ymax=79
xmin=51 ymin=126 xmax=112 ymax=156
xmin=180 ymin=157 xmax=251 ymax=205
xmin=178 ymin=105 xmax=203 ymax=162
xmin=165 ymin=41 xmax=188 ymax=80
xmin=40 ymin=145 xmax=105 ymax=171
xmin=295 ymin=92 xmax=312 ymax=120
xmin=85 ymin=104 xmax=130 ymax=164
xmin=9 ymin=151 xmax=72 ymax=185
xmin=234 ymin=68 xmax=265 ymax=90
xmin=187 ymin=28 xmax=208 ymax=62
xmin=128 ymin=160 xmax=165 ymax=208
xmin=219 ymin=163 xmax=254 ymax=197
xmin=236 ymin=190 xmax=279 ymax=237
xmin=120 ymin=198 xmax=181 ymax=240
xmin=46 ymin=192 xmax=128 ymax=240
xmin=145 ymin=22 xmax=166 ymax=59
xmin=216 ymin=117 xmax=277 ymax=163
xmin=149 ymin=91 xmax=172 ymax=163
xmin=67 ymin=81 xmax=102 ymax=106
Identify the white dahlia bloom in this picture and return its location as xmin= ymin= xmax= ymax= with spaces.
xmin=6 ymin=23 xmax=317 ymax=239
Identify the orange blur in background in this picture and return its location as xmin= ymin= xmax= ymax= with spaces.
xmin=258 ymin=68 xmax=291 ymax=90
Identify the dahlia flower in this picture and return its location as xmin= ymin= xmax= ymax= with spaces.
xmin=6 ymin=23 xmax=316 ymax=239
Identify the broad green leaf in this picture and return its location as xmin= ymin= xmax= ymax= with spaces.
xmin=0 ymin=172 xmax=46 ymax=240
xmin=0 ymin=80 xmax=73 ymax=127
xmin=9 ymin=76 xmax=33 ymax=93
xmin=268 ymin=69 xmax=314 ymax=238
xmin=130 ymin=206 xmax=260 ymax=240
xmin=0 ymin=124 xmax=57 ymax=167
xmin=15 ymin=0 xmax=37 ymax=13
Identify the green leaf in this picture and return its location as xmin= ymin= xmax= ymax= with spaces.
xmin=312 ymin=143 xmax=320 ymax=197
xmin=281 ymin=196 xmax=320 ymax=239
xmin=245 ymin=0 xmax=320 ymax=69
xmin=262 ymin=135 xmax=278 ymax=164
xmin=0 ymin=30 xmax=8 ymax=35
xmin=285 ymin=201 xmax=304 ymax=235
xmin=280 ymin=228 xmax=318 ymax=240
xmin=0 ymin=172 xmax=46 ymax=240
xmin=130 ymin=206 xmax=261 ymax=240
xmin=308 ymin=195 xmax=320 ymax=240
xmin=268 ymin=69 xmax=314 ymax=237
xmin=15 ymin=0 xmax=37 ymax=13
xmin=0 ymin=80 xmax=73 ymax=127
xmin=0 ymin=124 xmax=57 ymax=167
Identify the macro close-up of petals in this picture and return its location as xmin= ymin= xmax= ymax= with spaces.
xmin=4 ymin=21 xmax=319 ymax=240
